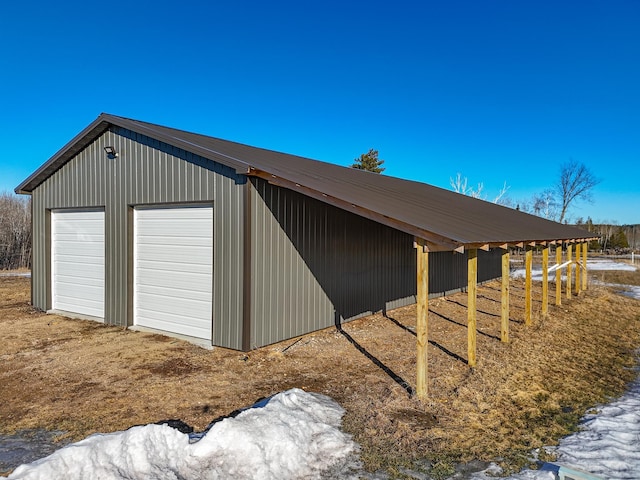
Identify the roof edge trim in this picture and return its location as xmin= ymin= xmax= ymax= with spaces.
xmin=248 ymin=168 xmax=461 ymax=251
xmin=15 ymin=113 xmax=254 ymax=194
xmin=15 ymin=115 xmax=112 ymax=194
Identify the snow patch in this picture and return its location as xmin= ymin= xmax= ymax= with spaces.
xmin=471 ymin=373 xmax=640 ymax=480
xmin=511 ymin=258 xmax=637 ymax=283
xmin=618 ymin=285 xmax=640 ymax=300
xmin=3 ymin=389 xmax=358 ymax=480
xmin=587 ymin=260 xmax=637 ymax=272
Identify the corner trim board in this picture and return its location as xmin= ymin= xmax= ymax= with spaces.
xmin=242 ymin=178 xmax=253 ymax=351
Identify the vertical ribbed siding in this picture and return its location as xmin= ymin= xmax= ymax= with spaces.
xmin=30 ymin=127 xmax=245 ymax=350
xmin=250 ymin=178 xmax=416 ymax=348
xmin=429 ymin=251 xmax=467 ymax=297
xmin=428 ymin=248 xmax=502 ymax=298
xmin=478 ymin=248 xmax=502 ymax=282
xmin=31 ymin=143 xmax=108 ymax=311
xmin=249 ymin=179 xmax=504 ymax=348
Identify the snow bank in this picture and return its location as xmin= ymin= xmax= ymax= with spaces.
xmin=3 ymin=389 xmax=358 ymax=480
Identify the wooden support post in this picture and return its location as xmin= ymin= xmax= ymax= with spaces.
xmin=575 ymin=242 xmax=581 ymax=294
xmin=555 ymin=245 xmax=562 ymax=306
xmin=542 ymin=245 xmax=549 ymax=316
xmin=582 ymin=242 xmax=588 ymax=290
xmin=415 ymin=238 xmax=429 ymax=399
xmin=525 ymin=244 xmax=533 ymax=326
xmin=566 ymin=244 xmax=573 ymax=300
xmin=468 ymin=248 xmax=477 ymax=367
xmin=501 ymin=249 xmax=509 ymax=343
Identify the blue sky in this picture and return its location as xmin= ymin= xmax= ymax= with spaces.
xmin=1 ymin=1 xmax=638 ymax=224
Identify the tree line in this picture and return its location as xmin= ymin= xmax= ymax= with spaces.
xmin=0 ymin=192 xmax=31 ymax=270
xmin=576 ymin=219 xmax=639 ymax=253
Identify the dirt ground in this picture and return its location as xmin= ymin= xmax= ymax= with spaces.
xmin=1 ymin=266 xmax=640 ymax=477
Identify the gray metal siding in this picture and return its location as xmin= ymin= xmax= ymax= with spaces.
xmin=250 ymin=178 xmax=416 ymax=348
xmin=31 ymin=127 xmax=245 ymax=350
xmin=428 ymin=248 xmax=503 ymax=297
xmin=249 ymin=179 xmax=503 ymax=348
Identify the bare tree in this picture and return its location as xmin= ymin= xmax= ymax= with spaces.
xmin=624 ymin=224 xmax=639 ymax=251
xmin=0 ymin=192 xmax=32 ymax=270
xmin=493 ymin=181 xmax=511 ymax=204
xmin=598 ymin=221 xmax=617 ymax=251
xmin=450 ymin=173 xmax=510 ymax=204
xmin=450 ymin=173 xmax=483 ymax=198
xmin=532 ymin=189 xmax=559 ymax=220
xmin=556 ymin=159 xmax=600 ymax=223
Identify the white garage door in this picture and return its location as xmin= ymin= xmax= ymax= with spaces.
xmin=134 ymin=205 xmax=213 ymax=340
xmin=51 ymin=209 xmax=105 ymax=319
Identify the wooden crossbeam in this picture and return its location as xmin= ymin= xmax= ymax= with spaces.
xmin=549 ymin=260 xmax=573 ymax=272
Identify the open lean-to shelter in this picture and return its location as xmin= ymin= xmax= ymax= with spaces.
xmin=17 ymin=114 xmax=594 ymax=387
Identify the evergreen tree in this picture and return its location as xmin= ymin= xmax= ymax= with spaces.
xmin=611 ymin=228 xmax=629 ymax=249
xmin=351 ymin=149 xmax=385 ymax=173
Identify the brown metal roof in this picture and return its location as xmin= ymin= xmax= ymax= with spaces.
xmin=16 ymin=113 xmax=594 ymax=250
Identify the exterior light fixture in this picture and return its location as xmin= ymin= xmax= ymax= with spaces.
xmin=103 ymin=146 xmax=118 ymax=157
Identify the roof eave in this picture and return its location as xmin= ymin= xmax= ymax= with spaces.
xmin=14 ymin=113 xmax=253 ymax=195
xmin=14 ymin=113 xmax=602 ymax=252
xmin=15 ymin=114 xmax=113 ymax=194
xmin=248 ymin=168 xmax=462 ymax=252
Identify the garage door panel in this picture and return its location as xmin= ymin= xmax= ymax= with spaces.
xmin=136 ymin=253 xmax=212 ymax=269
xmin=134 ymin=206 xmax=213 ymax=341
xmin=135 ymin=311 xmax=210 ymax=339
xmin=137 ymin=305 xmax=212 ymax=324
xmin=54 ymin=243 xmax=103 ymax=257
xmin=54 ymin=219 xmax=104 ymax=231
xmin=136 ymin=279 xmax=211 ymax=298
xmin=137 ymin=242 xmax=211 ymax=252
xmin=52 ymin=210 xmax=105 ymax=319
xmin=55 ymin=281 xmax=104 ymax=295
xmin=137 ymin=236 xmax=212 ymax=246
xmin=137 ymin=241 xmax=212 ymax=257
xmin=54 ymin=258 xmax=104 ymax=278
xmin=136 ymin=209 xmax=210 ymax=220
xmin=137 ymin=294 xmax=211 ymax=317
xmin=137 ymin=224 xmax=213 ymax=235
xmin=141 ymin=303 xmax=212 ymax=324
xmin=136 ymin=284 xmax=211 ymax=302
xmin=54 ymin=295 xmax=104 ymax=313
xmin=136 ymin=260 xmax=212 ymax=276
xmin=54 ymin=253 xmax=104 ymax=264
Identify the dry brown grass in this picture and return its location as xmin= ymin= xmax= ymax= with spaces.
xmin=1 ymin=269 xmax=640 ymax=476
xmin=592 ymin=269 xmax=640 ymax=286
